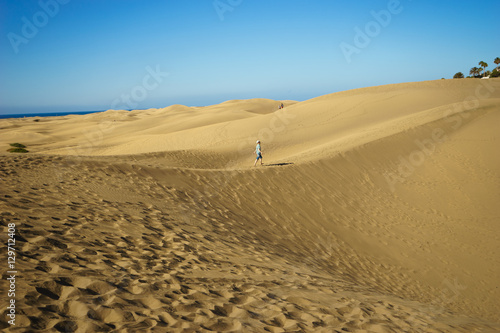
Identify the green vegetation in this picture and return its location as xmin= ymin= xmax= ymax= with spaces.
xmin=469 ymin=67 xmax=481 ymax=78
xmin=454 ymin=57 xmax=499 ymax=78
xmin=7 ymin=143 xmax=29 ymax=153
xmin=7 ymin=147 xmax=29 ymax=153
xmin=478 ymin=61 xmax=488 ymax=77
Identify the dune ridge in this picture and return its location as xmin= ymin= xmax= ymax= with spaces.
xmin=1 ymin=79 xmax=499 ymax=332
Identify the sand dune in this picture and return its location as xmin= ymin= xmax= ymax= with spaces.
xmin=1 ymin=79 xmax=500 ymax=332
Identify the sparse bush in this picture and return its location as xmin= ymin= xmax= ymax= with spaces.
xmin=8 ymin=148 xmax=29 ymax=153
xmin=453 ymin=72 xmax=464 ymax=79
xmin=8 ymin=143 xmax=28 ymax=153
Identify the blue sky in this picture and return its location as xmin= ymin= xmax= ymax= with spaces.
xmin=0 ymin=0 xmax=498 ymax=114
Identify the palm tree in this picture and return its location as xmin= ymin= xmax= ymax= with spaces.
xmin=478 ymin=61 xmax=488 ymax=77
xmin=494 ymin=57 xmax=500 ymax=71
xmin=470 ymin=67 xmax=480 ymax=78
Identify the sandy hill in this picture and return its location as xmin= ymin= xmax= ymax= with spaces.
xmin=1 ymin=79 xmax=499 ymax=332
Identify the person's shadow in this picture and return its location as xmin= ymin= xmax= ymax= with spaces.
xmin=264 ymin=162 xmax=294 ymax=167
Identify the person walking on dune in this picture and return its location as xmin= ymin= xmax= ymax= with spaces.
xmin=254 ymin=140 xmax=263 ymax=167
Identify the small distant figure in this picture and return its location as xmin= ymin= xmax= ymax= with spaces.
xmin=253 ymin=140 xmax=263 ymax=166
xmin=281 ymin=103 xmax=284 ymax=109
xmin=278 ymin=103 xmax=282 ymax=110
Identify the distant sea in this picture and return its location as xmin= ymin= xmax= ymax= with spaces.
xmin=0 ymin=110 xmax=105 ymax=120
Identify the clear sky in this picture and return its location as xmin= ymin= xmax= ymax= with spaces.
xmin=0 ymin=0 xmax=498 ymax=114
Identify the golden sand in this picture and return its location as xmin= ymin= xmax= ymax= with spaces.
xmin=1 ymin=79 xmax=499 ymax=332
